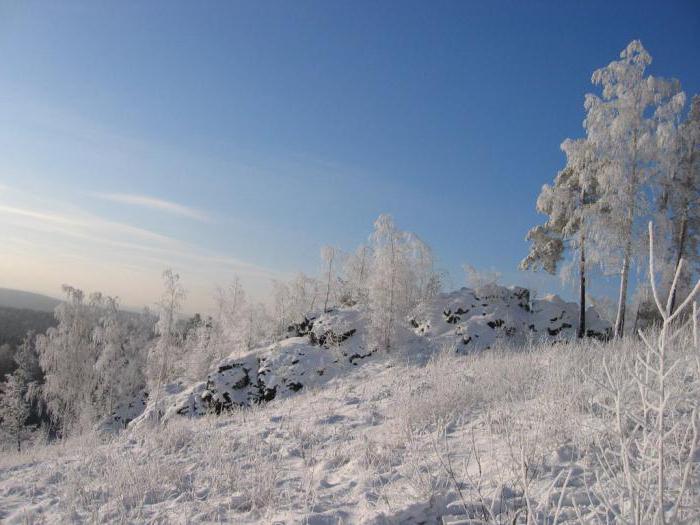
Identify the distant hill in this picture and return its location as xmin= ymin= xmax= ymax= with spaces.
xmin=0 ymin=306 xmax=57 ymax=347
xmin=0 ymin=288 xmax=61 ymax=312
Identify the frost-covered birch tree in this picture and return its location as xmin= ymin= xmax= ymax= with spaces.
xmin=342 ymin=244 xmax=370 ymax=306
xmin=271 ymin=280 xmax=292 ymax=340
xmin=37 ymin=287 xmax=154 ymax=434
xmin=289 ymin=272 xmax=318 ymax=316
xmin=367 ymin=214 xmax=438 ymax=352
xmin=320 ymin=246 xmax=337 ymax=313
xmin=243 ymin=302 xmax=271 ymax=350
xmin=37 ymin=286 xmax=99 ymax=436
xmin=185 ymin=278 xmax=250 ymax=379
xmin=93 ymin=295 xmax=152 ymax=416
xmin=583 ymin=40 xmax=683 ymax=337
xmin=215 ymin=278 xmax=247 ymax=354
xmin=368 ymin=215 xmax=402 ymax=351
xmin=147 ymin=270 xmax=186 ymax=419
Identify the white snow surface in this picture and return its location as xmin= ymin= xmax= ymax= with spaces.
xmin=0 ymin=285 xmax=621 ymax=524
xmin=1 ymin=346 xmax=621 ymax=524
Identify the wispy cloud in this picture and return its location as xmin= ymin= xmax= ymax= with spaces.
xmin=0 ymin=196 xmax=282 ymax=311
xmin=92 ymin=192 xmax=210 ymax=222
xmin=0 ymin=204 xmax=179 ymax=245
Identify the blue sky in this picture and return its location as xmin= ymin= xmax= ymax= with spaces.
xmin=1 ymin=1 xmax=699 ymax=312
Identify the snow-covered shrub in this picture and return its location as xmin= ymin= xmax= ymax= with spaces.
xmin=587 ymin=223 xmax=700 ymax=524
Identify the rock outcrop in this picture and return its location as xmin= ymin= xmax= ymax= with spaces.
xmin=115 ymin=284 xmax=610 ymax=428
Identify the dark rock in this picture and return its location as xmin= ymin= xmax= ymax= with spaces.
xmin=443 ymin=309 xmax=461 ymax=324
xmin=349 ymin=349 xmax=377 ymax=365
xmin=288 ymin=316 xmax=315 ymax=337
xmin=314 ymin=328 xmax=357 ymax=347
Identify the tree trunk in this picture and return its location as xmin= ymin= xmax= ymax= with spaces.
xmin=614 ymin=241 xmax=632 ymax=338
xmin=614 ymin=180 xmax=636 ymax=339
xmin=668 ymin=207 xmax=689 ymax=315
xmin=577 ymin=233 xmax=586 ymax=339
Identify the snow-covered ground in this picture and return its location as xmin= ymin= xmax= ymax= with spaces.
xmin=1 ymin=286 xmax=697 ymax=524
xmin=2 ymin=327 xmax=698 ymax=524
xmin=0 ymin=345 xmax=592 ymax=523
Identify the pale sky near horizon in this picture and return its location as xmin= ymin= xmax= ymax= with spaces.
xmin=1 ymin=1 xmax=699 ymax=313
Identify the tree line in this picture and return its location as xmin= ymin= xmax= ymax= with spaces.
xmin=521 ymin=40 xmax=699 ymax=339
xmin=0 ymin=214 xmax=441 ymax=449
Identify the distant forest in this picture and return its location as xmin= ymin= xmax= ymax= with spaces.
xmin=0 ymin=306 xmax=57 ymax=379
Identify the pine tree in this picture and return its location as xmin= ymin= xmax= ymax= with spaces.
xmin=521 ymin=138 xmax=602 ymax=337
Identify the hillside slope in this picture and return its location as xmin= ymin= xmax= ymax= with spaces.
xmin=0 ymin=288 xmax=61 ymax=312
xmin=4 ymin=329 xmax=696 ymax=524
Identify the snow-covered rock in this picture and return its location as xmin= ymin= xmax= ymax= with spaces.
xmin=120 ymin=284 xmax=610 ymax=428
xmin=98 ymin=389 xmax=148 ymax=432
xmin=412 ymin=285 xmax=611 ymax=352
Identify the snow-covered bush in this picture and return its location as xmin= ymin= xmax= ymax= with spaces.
xmin=588 ymin=223 xmax=700 ymax=524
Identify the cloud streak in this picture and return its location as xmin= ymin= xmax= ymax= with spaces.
xmin=0 ymin=204 xmax=180 ymax=246
xmin=0 ymin=198 xmax=283 ymax=311
xmin=92 ymin=192 xmax=210 ymax=222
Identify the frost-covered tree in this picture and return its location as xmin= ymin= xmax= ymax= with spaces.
xmin=1 ymin=334 xmax=41 ymax=451
xmin=14 ymin=332 xmax=42 ymax=387
xmin=368 ymin=215 xmax=402 ymax=351
xmin=290 ymin=272 xmax=319 ymax=315
xmin=521 ymin=138 xmax=603 ymax=337
xmin=243 ymin=302 xmax=271 ymax=350
xmin=367 ymin=214 xmax=439 ymax=351
xmin=269 ymin=272 xmax=321 ymax=341
xmin=583 ymin=40 xmax=683 ymax=337
xmin=37 ymin=286 xmax=99 ymax=436
xmin=271 ymin=279 xmax=292 ymax=340
xmin=37 ymin=287 xmax=154 ymax=434
xmin=656 ymin=94 xmax=700 ymax=312
xmin=147 ymin=270 xmax=186 ymax=420
xmin=463 ymin=264 xmax=502 ymax=289
xmin=341 ymin=244 xmax=370 ymax=306
xmin=407 ymin=233 xmax=441 ymax=308
xmin=0 ymin=371 xmax=31 ymax=452
xmin=215 ymin=278 xmax=247 ymax=352
xmin=183 ymin=314 xmax=216 ymax=380
xmin=185 ymin=278 xmax=250 ymax=379
xmin=320 ymin=246 xmax=338 ymax=313
xmin=93 ymin=296 xmax=147 ymax=416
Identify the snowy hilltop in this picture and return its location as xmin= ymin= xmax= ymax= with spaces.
xmin=114 ymin=284 xmax=611 ymax=429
